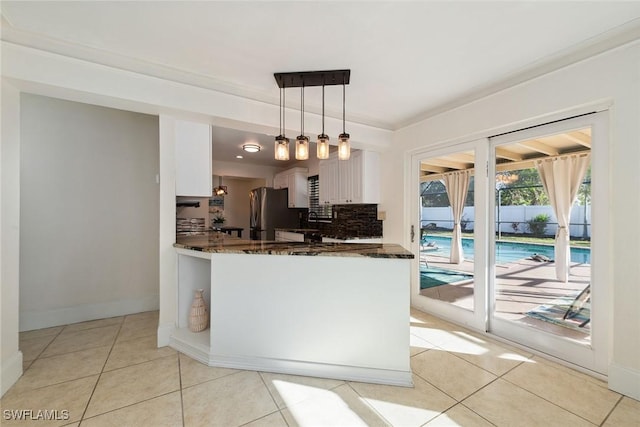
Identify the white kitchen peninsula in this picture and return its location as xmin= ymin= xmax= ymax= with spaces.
xmin=171 ymin=233 xmax=414 ymax=387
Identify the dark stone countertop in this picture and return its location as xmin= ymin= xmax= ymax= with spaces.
xmin=175 ymin=232 xmax=413 ymax=259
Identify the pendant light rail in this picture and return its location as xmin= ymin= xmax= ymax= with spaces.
xmin=274 ymin=70 xmax=350 ymax=88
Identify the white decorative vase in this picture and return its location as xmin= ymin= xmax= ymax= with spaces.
xmin=188 ymin=289 xmax=208 ymax=332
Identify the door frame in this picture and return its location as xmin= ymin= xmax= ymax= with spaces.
xmin=410 ymin=138 xmax=489 ymax=332
xmin=487 ymin=111 xmax=610 ymax=374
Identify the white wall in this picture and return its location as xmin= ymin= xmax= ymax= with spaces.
xmin=386 ymin=42 xmax=640 ymax=399
xmin=19 ymin=94 xmax=160 ymax=330
xmin=1 ymin=80 xmax=23 ymax=396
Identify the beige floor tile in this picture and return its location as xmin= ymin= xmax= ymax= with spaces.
xmin=242 ymin=411 xmax=288 ymax=427
xmin=503 ymin=357 xmax=620 ymax=425
xmin=20 ymin=334 xmax=56 ymax=362
xmin=440 ymin=330 xmax=532 ymax=376
xmin=12 ymin=346 xmax=110 ymax=391
xmin=19 ymin=326 xmax=64 ymax=341
xmin=0 ymin=375 xmax=98 ymax=427
xmin=123 ymin=310 xmax=159 ymax=324
xmin=281 ymin=383 xmax=387 ymax=427
xmin=411 ymin=350 xmax=497 ymax=401
xmin=62 ymin=316 xmax=123 ymax=333
xmin=603 ymin=396 xmax=640 ymax=426
xmin=182 ymin=371 xmax=277 ymax=427
xmin=530 ymin=355 xmax=610 ymax=389
xmin=410 ymin=333 xmax=437 ymax=356
xmin=104 ymin=335 xmax=176 ymax=371
xmin=464 ymin=378 xmax=594 ymax=426
xmin=425 ymin=404 xmax=494 ymax=426
xmin=81 ymin=391 xmax=183 ymax=427
xmin=23 ymin=359 xmax=34 ymax=371
xmin=179 ymin=353 xmax=239 ymax=388
xmin=260 ymin=372 xmax=345 ymax=409
xmin=349 ymin=374 xmax=456 ymax=426
xmin=85 ymin=354 xmax=180 ymax=418
xmin=116 ymin=317 xmax=158 ymax=343
xmin=41 ymin=325 xmax=119 ymax=358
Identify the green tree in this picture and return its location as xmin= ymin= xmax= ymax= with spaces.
xmin=421 ymin=177 xmax=474 ymax=207
xmin=496 ymin=168 xmax=549 ymax=206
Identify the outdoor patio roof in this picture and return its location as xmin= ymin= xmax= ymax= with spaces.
xmin=421 ymin=128 xmax=591 ymax=181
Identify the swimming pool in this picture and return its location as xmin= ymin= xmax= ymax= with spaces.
xmin=423 ymin=235 xmax=591 ymax=264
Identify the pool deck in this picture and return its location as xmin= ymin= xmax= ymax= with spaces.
xmin=420 ymin=252 xmax=591 ymax=342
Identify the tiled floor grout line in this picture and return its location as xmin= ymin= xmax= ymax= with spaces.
xmin=598 ymin=395 xmax=624 ymax=427
xmin=343 ymin=381 xmax=396 ymax=426
xmin=177 ymin=354 xmax=186 ymax=427
xmin=77 ymin=318 xmax=125 ymax=425
xmin=499 ymin=375 xmax=603 ymax=425
xmin=256 ymin=371 xmax=289 ymax=426
xmin=456 ymin=402 xmax=499 ymax=427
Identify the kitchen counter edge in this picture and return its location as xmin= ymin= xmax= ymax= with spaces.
xmin=174 ymin=239 xmax=414 ymax=259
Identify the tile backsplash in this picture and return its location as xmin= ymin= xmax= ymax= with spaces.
xmin=306 ymin=204 xmax=382 ymax=238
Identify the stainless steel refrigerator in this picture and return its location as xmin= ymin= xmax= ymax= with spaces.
xmin=249 ymin=187 xmax=300 ymax=240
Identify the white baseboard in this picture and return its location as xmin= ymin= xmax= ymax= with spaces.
xmin=19 ymin=295 xmax=159 ymax=331
xmin=157 ymin=322 xmax=175 ymax=347
xmin=1 ymin=350 xmax=23 ymax=397
xmin=169 ymin=330 xmax=413 ymax=387
xmin=609 ymin=363 xmax=640 ymax=400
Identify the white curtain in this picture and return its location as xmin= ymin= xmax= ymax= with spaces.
xmin=443 ymin=170 xmax=471 ymax=264
xmin=535 ymin=153 xmax=590 ymax=282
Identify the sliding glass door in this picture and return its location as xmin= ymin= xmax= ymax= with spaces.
xmin=488 ymin=112 xmax=608 ymax=374
xmin=411 ymin=139 xmax=488 ymax=331
xmin=411 ymin=112 xmax=609 ymax=374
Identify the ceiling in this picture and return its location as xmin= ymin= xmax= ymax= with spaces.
xmin=2 ymin=2 xmax=638 ymax=167
xmin=421 ymin=128 xmax=591 ymax=181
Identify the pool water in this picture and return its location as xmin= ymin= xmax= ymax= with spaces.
xmin=423 ymin=235 xmax=591 ymax=264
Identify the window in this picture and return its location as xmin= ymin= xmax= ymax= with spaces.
xmin=308 ymin=175 xmax=332 ymax=219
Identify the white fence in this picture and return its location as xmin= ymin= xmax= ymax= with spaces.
xmin=421 ymin=204 xmax=591 ymax=238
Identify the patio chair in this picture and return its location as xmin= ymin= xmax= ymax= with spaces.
xmin=563 ymin=284 xmax=590 ymax=327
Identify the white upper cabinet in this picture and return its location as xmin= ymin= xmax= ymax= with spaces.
xmin=319 ymin=157 xmax=338 ymax=205
xmin=319 ymin=150 xmax=380 ymax=205
xmin=274 ymin=167 xmax=309 ymax=208
xmin=175 ymin=119 xmax=212 ymax=197
xmin=273 ymin=172 xmax=288 ymax=189
xmin=287 ymin=171 xmax=308 ymax=208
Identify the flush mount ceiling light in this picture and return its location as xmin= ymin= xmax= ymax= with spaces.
xmin=274 ymin=69 xmax=350 ymax=161
xmin=242 ymin=143 xmax=260 ymax=153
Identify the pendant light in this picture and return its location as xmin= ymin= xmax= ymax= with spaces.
xmin=338 ymin=79 xmax=350 ymax=160
xmin=295 ymin=85 xmax=309 ymax=160
xmin=274 ymin=87 xmax=290 ymax=161
xmin=316 ymin=84 xmax=330 ymax=160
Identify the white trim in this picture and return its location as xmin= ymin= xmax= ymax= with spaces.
xmin=157 ymin=322 xmax=176 ymax=348
xmin=1 ymin=350 xmax=23 ymax=397
xmin=488 ymin=111 xmax=609 ymax=375
xmin=170 ymin=330 xmax=413 ymax=387
xmin=409 ymin=139 xmax=489 ymax=332
xmin=19 ymin=295 xmax=159 ymax=331
xmin=609 ymin=363 xmax=640 ymax=400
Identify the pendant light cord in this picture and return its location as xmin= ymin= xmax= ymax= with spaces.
xmin=283 ymin=85 xmax=286 ymax=136
xmin=342 ymin=79 xmax=346 ymax=134
xmin=279 ymin=88 xmax=282 ymax=135
xmin=322 ymin=85 xmax=325 ymax=134
xmin=300 ymin=86 xmax=304 ymax=135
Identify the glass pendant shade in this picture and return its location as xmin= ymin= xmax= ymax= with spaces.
xmin=316 ymin=134 xmax=330 ymax=159
xmin=338 ymin=133 xmax=350 ymax=160
xmin=274 ymin=136 xmax=289 ymax=161
xmin=295 ymin=135 xmax=309 ymax=160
